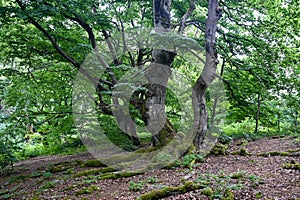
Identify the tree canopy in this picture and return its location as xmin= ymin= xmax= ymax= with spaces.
xmin=0 ymin=0 xmax=299 ymax=171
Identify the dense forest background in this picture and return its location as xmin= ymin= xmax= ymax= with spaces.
xmin=0 ymin=0 xmax=299 ymax=172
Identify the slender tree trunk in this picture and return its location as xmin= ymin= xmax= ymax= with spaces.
xmin=193 ymin=0 xmax=222 ymax=150
xmin=255 ymin=93 xmax=261 ymax=133
xmin=294 ymin=111 xmax=298 ymax=127
xmin=277 ymin=113 xmax=280 ymax=132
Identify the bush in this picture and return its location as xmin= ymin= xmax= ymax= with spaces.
xmin=0 ymin=141 xmax=17 ymax=173
xmin=222 ymin=118 xmax=256 ymax=137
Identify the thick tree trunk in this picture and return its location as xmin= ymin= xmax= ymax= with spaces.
xmin=193 ymin=0 xmax=222 ymax=150
xmin=141 ymin=0 xmax=176 ymax=147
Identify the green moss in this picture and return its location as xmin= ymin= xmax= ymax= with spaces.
xmin=282 ymin=161 xmax=300 ymax=170
xmin=270 ymin=152 xmax=289 ymax=156
xmin=75 ymin=185 xmax=99 ymax=196
xmin=64 ymin=185 xmax=76 ymax=191
xmin=46 ymin=164 xmax=72 ymax=173
xmin=7 ymin=175 xmax=29 ymax=185
xmin=29 ymin=194 xmax=40 ymax=200
xmin=187 ymin=144 xmax=196 ymax=154
xmin=81 ymin=160 xmax=106 ymax=167
xmin=210 ymin=143 xmax=228 ymax=156
xmin=138 ymin=188 xmax=168 ymax=200
xmin=287 ymin=148 xmax=300 ymax=153
xmin=73 ymin=167 xmax=117 ymax=177
xmin=46 ymin=161 xmax=81 ymax=173
xmin=135 ymin=147 xmax=158 ymax=153
xmin=230 ymin=171 xmax=246 ymax=179
xmin=99 ymin=171 xmax=143 ymax=180
xmin=40 ymin=181 xmax=56 ymax=189
xmin=202 ymin=187 xmax=213 ymax=196
xmin=64 ymin=168 xmax=74 ymax=174
xmin=137 ymin=181 xmax=204 ymax=200
xmin=231 ymin=148 xmax=252 ymax=156
xmin=222 ymin=189 xmax=234 ymax=200
xmin=255 ymin=191 xmax=262 ymax=199
xmin=0 ymin=190 xmax=9 ymax=196
xmin=162 ymin=161 xmax=178 ymax=169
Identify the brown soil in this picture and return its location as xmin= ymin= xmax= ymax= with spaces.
xmin=1 ymin=137 xmax=300 ymax=200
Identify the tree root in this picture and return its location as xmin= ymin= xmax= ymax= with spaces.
xmin=137 ymin=181 xmax=205 ymax=200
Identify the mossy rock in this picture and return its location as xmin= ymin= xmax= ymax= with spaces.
xmin=231 ymin=148 xmax=252 ymax=156
xmin=210 ymin=143 xmax=229 ymax=156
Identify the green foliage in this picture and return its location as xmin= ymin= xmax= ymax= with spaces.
xmin=0 ymin=141 xmax=16 ymax=173
xmin=0 ymin=0 xmax=299 ymax=167
xmin=129 ymin=180 xmax=145 ymax=191
xmin=128 ymin=177 xmax=158 ymax=191
xmin=97 ymin=114 xmax=139 ymax=151
xmin=230 ymin=171 xmax=246 ymax=179
xmin=181 ymin=153 xmax=205 ymax=168
xmin=195 ymin=171 xmax=264 ymax=199
xmin=40 ymin=181 xmax=56 ymax=190
xmin=42 ymin=172 xmax=53 ymax=179
xmin=202 ymin=187 xmax=214 ymax=196
xmin=218 ymin=133 xmax=233 ymax=144
xmin=222 ymin=118 xmax=256 ymax=137
xmin=75 ymin=185 xmax=99 ymax=196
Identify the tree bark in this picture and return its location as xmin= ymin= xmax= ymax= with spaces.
xmin=255 ymin=93 xmax=261 ymax=133
xmin=193 ymin=0 xmax=222 ymax=150
xmin=141 ymin=0 xmax=176 ymax=147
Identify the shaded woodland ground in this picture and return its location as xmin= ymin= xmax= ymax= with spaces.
xmin=1 ymin=136 xmax=300 ymax=200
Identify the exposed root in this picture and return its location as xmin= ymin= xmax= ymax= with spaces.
xmin=137 ymin=181 xmax=205 ymax=200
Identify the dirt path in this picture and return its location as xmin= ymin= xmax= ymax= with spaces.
xmin=1 ymin=137 xmax=300 ymax=199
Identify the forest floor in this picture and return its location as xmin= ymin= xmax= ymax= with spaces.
xmin=1 ymin=136 xmax=300 ymax=200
